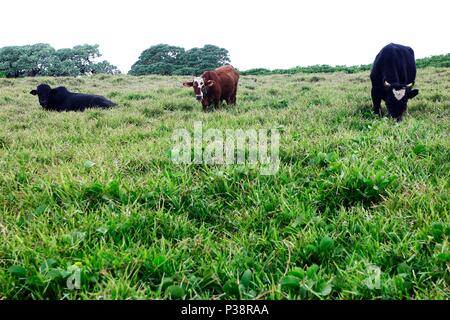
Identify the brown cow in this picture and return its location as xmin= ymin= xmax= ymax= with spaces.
xmin=183 ymin=65 xmax=239 ymax=111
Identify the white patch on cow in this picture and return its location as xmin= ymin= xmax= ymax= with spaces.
xmin=194 ymin=77 xmax=204 ymax=87
xmin=194 ymin=77 xmax=204 ymax=99
xmin=393 ymin=88 xmax=406 ymax=101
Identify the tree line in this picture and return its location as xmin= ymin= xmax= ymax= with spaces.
xmin=240 ymin=53 xmax=450 ymax=76
xmin=0 ymin=44 xmax=120 ymax=78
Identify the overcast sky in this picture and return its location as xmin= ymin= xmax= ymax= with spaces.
xmin=1 ymin=0 xmax=449 ymax=73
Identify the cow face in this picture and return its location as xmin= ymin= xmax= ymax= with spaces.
xmin=30 ymin=84 xmax=52 ymax=108
xmin=384 ymin=81 xmax=419 ymax=121
xmin=183 ymin=77 xmax=215 ymax=102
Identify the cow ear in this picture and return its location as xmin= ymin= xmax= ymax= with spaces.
xmin=30 ymin=90 xmax=37 ymax=95
xmin=183 ymin=81 xmax=194 ymax=87
xmin=206 ymin=80 xmax=215 ymax=87
xmin=408 ymin=89 xmax=419 ymax=99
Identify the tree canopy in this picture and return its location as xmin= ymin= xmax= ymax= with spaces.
xmin=129 ymin=44 xmax=231 ymax=76
xmin=0 ymin=44 xmax=120 ymax=77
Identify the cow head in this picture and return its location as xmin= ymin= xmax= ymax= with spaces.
xmin=383 ymin=80 xmax=419 ymax=121
xmin=183 ymin=77 xmax=215 ymax=102
xmin=30 ymin=83 xmax=52 ymax=108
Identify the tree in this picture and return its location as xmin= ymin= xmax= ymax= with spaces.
xmin=0 ymin=44 xmax=55 ymax=77
xmin=91 ymin=60 xmax=121 ymax=75
xmin=185 ymin=44 xmax=230 ymax=74
xmin=129 ymin=44 xmax=185 ymax=76
xmin=42 ymin=56 xmax=79 ymax=77
xmin=70 ymin=44 xmax=101 ymax=74
xmin=0 ymin=43 xmax=120 ymax=77
xmin=128 ymin=44 xmax=231 ymax=76
xmin=0 ymin=46 xmax=22 ymax=77
xmin=18 ymin=43 xmax=55 ymax=76
xmin=172 ymin=67 xmax=196 ymax=76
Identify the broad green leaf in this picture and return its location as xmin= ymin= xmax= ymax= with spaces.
xmin=287 ymin=268 xmax=305 ymax=280
xmin=318 ymin=282 xmax=332 ymax=296
xmin=306 ymin=264 xmax=319 ymax=278
xmin=165 ymin=285 xmax=185 ymax=299
xmin=240 ymin=269 xmax=252 ymax=289
xmin=319 ymin=236 xmax=335 ymax=253
xmin=45 ymin=268 xmax=63 ymax=280
xmin=280 ymin=275 xmax=300 ymax=290
xmin=8 ymin=265 xmax=27 ymax=276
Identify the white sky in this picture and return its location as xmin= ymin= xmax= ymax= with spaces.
xmin=1 ymin=0 xmax=449 ymax=73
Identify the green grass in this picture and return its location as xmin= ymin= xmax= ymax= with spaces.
xmin=0 ymin=68 xmax=449 ymax=300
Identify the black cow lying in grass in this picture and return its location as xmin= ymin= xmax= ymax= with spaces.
xmin=30 ymin=84 xmax=116 ymax=111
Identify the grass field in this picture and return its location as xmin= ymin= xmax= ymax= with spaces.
xmin=0 ymin=68 xmax=449 ymax=299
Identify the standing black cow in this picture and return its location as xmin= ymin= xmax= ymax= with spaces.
xmin=30 ymin=84 xmax=116 ymax=112
xmin=370 ymin=43 xmax=419 ymax=121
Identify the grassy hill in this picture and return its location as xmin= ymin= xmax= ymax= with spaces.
xmin=0 ymin=68 xmax=448 ymax=299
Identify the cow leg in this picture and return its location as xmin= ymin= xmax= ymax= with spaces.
xmin=231 ymin=84 xmax=238 ymax=104
xmin=371 ymin=87 xmax=382 ymax=116
xmin=230 ymin=94 xmax=236 ymax=105
xmin=226 ymin=92 xmax=236 ymax=105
